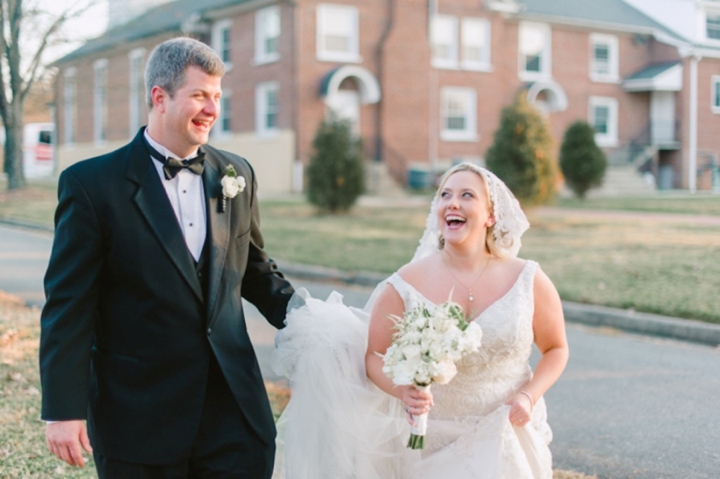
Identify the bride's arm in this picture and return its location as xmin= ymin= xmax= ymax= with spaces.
xmin=365 ymin=285 xmax=433 ymax=416
xmin=507 ymin=266 xmax=569 ymax=424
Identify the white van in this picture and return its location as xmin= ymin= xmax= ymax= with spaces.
xmin=22 ymin=122 xmax=55 ymax=178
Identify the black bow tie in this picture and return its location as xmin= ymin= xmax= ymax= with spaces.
xmin=144 ymin=139 xmax=205 ymax=180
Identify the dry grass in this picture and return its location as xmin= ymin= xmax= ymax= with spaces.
xmin=0 ymin=183 xmax=57 ymax=226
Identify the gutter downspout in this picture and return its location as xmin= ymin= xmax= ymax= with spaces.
xmin=290 ymin=0 xmax=303 ymax=193
xmin=688 ymin=54 xmax=699 ymax=193
xmin=375 ymin=0 xmax=394 ymax=166
xmin=428 ymin=0 xmax=438 ymax=173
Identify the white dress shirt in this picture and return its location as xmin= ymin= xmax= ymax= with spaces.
xmin=144 ymin=130 xmax=207 ymax=261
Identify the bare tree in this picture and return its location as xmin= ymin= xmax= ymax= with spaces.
xmin=0 ymin=0 xmax=94 ymax=190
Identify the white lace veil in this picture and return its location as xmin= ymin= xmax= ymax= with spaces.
xmin=412 ymin=163 xmax=530 ymax=262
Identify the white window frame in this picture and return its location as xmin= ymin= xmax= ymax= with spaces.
xmin=212 ymin=19 xmax=233 ymax=70
xmin=706 ymin=10 xmax=720 ymax=43
xmin=589 ymin=96 xmax=619 ymax=147
xmin=461 ymin=18 xmax=491 ymax=71
xmin=518 ymin=21 xmax=551 ymax=81
xmin=431 ymin=15 xmax=459 ymax=69
xmin=590 ymin=33 xmax=619 ymax=82
xmin=255 ymin=81 xmax=280 ymax=137
xmin=63 ymin=67 xmax=76 ymax=146
xmin=255 ymin=6 xmax=281 ymax=65
xmin=93 ymin=59 xmax=108 ymax=145
xmin=711 ymin=75 xmax=720 ymax=114
xmin=440 ymin=87 xmax=477 ymax=142
xmin=316 ymin=4 xmax=360 ymax=63
xmin=212 ymin=89 xmax=232 ymax=139
xmin=128 ymin=48 xmax=146 ymax=136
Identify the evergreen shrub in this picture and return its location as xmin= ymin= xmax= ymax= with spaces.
xmin=559 ymin=120 xmax=607 ymax=198
xmin=306 ymin=117 xmax=365 ymax=212
xmin=485 ymin=95 xmax=558 ymax=206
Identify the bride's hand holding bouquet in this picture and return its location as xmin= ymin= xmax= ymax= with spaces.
xmin=380 ymin=299 xmax=483 ymax=449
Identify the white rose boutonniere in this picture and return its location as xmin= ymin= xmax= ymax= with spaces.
xmin=219 ymin=165 xmax=246 ymax=212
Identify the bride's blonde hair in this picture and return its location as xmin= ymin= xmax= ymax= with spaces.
xmin=435 ymin=163 xmax=506 ymax=258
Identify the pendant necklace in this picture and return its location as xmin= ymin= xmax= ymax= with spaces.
xmin=442 ymin=251 xmax=491 ymax=302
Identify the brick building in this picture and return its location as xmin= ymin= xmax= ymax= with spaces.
xmin=53 ymin=0 xmax=720 ymax=194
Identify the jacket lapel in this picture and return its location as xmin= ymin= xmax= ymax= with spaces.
xmin=126 ymin=130 xmax=204 ymax=302
xmin=202 ymin=150 xmax=231 ymax=319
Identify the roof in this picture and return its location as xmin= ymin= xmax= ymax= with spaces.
xmin=623 ymin=60 xmax=683 ymax=92
xmin=624 ymin=61 xmax=682 ymax=81
xmin=519 ymin=0 xmax=686 ymax=42
xmin=55 ymin=0 xmax=250 ymax=64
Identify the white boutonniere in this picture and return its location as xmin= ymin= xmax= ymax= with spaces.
xmin=219 ymin=165 xmax=246 ymax=213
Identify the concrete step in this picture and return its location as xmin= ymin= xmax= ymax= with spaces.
xmin=561 ymin=165 xmax=656 ymax=198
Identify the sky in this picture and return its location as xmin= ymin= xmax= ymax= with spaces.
xmin=37 ymin=0 xmax=109 ymax=63
xmin=619 ymin=0 xmax=696 ymax=41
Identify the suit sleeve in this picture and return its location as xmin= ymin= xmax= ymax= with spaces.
xmin=240 ymin=165 xmax=294 ymax=330
xmin=39 ymin=170 xmax=104 ymax=420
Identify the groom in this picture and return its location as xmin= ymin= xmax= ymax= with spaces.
xmin=40 ymin=37 xmax=294 ymax=478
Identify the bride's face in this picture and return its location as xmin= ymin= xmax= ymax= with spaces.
xmin=437 ymin=170 xmax=494 ymax=249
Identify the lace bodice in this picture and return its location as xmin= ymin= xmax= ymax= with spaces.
xmin=386 ymin=261 xmax=537 ymax=419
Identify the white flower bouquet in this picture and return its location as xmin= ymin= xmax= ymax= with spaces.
xmin=381 ymin=300 xmax=483 ymax=449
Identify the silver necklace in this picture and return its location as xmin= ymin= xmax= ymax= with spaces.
xmin=442 ymin=252 xmax=491 ymax=302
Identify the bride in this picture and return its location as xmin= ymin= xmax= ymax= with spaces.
xmin=273 ymin=162 xmax=569 ymax=478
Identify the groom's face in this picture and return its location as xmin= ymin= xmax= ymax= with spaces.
xmin=162 ymin=65 xmax=222 ymax=156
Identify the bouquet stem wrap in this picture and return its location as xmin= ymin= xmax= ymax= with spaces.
xmin=408 ymin=384 xmax=430 ymax=449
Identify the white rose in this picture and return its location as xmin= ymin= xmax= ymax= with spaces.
xmin=433 ymin=358 xmax=457 ymax=385
xmin=236 ymin=175 xmax=246 ymax=193
xmin=221 ymin=176 xmax=240 ymax=198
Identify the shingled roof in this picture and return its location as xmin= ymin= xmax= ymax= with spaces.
xmin=54 ymin=0 xmax=250 ymax=64
xmin=520 ymin=0 xmax=686 ymax=43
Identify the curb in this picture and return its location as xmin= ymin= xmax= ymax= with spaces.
xmin=278 ymin=259 xmax=720 ymax=348
xmin=0 ymin=217 xmax=53 ymax=233
xmin=561 ymin=302 xmax=720 ymax=347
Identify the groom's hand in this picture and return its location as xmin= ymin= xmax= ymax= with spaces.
xmin=46 ymin=420 xmax=93 ymax=467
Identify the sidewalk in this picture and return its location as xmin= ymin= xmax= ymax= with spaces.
xmin=2 ymin=216 xmax=720 ymax=348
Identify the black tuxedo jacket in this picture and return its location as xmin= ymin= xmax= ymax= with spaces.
xmin=39 ymin=128 xmax=294 ymax=464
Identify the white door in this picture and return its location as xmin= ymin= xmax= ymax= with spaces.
xmin=326 ymin=90 xmax=360 ymax=136
xmin=650 ymin=91 xmax=675 ymax=144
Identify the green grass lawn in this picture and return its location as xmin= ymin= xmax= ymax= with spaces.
xmin=2 ymin=184 xmax=719 ymax=323
xmin=259 ymin=198 xmax=720 ymax=324
xmin=556 ymin=193 xmax=720 ymax=216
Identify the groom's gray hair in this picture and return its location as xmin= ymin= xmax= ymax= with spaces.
xmin=145 ymin=37 xmax=225 ymax=108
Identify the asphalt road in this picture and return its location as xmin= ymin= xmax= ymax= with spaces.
xmin=1 ymin=224 xmax=719 ymax=478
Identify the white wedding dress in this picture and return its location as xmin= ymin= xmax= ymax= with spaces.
xmin=273 ymin=260 xmax=553 ymax=479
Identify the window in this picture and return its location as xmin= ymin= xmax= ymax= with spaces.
xmin=256 ymin=82 xmax=279 ymax=136
xmin=707 ymin=13 xmax=720 ymax=40
xmin=712 ymin=76 xmax=720 ymax=113
xmin=440 ymin=87 xmax=477 ymax=141
xmin=128 ymin=48 xmax=145 ymax=135
xmin=213 ymin=89 xmax=232 ymax=138
xmin=589 ymin=96 xmax=618 ymax=146
xmin=590 ymin=34 xmax=618 ymax=82
xmin=519 ymin=22 xmax=551 ymax=80
xmin=63 ymin=68 xmax=76 ymax=145
xmin=93 ymin=59 xmax=108 ymax=144
xmin=431 ymin=15 xmax=458 ymax=69
xmin=461 ymin=18 xmax=491 ymax=71
xmin=212 ymin=20 xmax=233 ymax=68
xmin=255 ymin=6 xmax=280 ymax=64
xmin=316 ymin=4 xmax=359 ymax=62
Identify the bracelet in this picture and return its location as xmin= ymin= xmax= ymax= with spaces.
xmin=519 ymin=391 xmax=534 ymax=408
